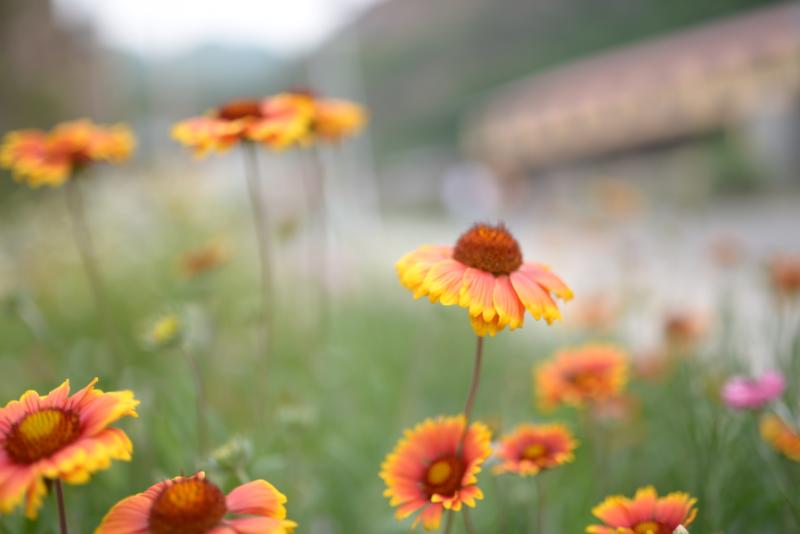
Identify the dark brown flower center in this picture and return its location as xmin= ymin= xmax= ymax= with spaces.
xmin=149 ymin=478 xmax=227 ymax=534
xmin=424 ymin=455 xmax=466 ymax=498
xmin=217 ymin=99 xmax=263 ymax=121
xmin=452 ymin=223 xmax=523 ymax=276
xmin=5 ymin=409 xmax=82 ymax=464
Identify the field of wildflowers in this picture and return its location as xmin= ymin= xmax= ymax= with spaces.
xmin=0 ymin=92 xmax=799 ymax=534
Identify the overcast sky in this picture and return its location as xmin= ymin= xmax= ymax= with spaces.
xmin=53 ymin=0 xmax=381 ymax=57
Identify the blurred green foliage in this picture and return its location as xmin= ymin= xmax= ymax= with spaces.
xmin=0 ymin=179 xmax=798 ymax=532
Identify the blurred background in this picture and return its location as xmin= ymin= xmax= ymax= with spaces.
xmin=1 ymin=0 xmax=800 ymax=532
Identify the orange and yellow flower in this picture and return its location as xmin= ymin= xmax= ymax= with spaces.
xmin=380 ymin=415 xmax=492 ymax=530
xmin=587 ymin=486 xmax=698 ymax=534
xmin=760 ymin=413 xmax=800 ymax=461
xmin=172 ymin=95 xmax=314 ymax=155
xmin=396 ymin=223 xmax=572 ymax=336
xmin=1 ymin=120 xmax=134 ymax=187
xmin=0 ymin=378 xmax=138 ymax=518
xmin=96 ymin=471 xmax=296 ymax=534
xmin=277 ymin=90 xmax=367 ymax=143
xmin=535 ymin=344 xmax=629 ymax=410
xmin=311 ymin=97 xmax=367 ymax=142
xmin=493 ymin=423 xmax=577 ymax=476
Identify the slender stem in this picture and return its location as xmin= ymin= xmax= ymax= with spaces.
xmin=54 ymin=479 xmax=68 ymax=534
xmin=534 ymin=475 xmax=546 ymax=534
xmin=463 ymin=509 xmax=478 ymax=534
xmin=64 ymin=179 xmax=117 ymax=356
xmin=459 ymin=336 xmax=485 ymax=450
xmin=242 ymin=143 xmax=273 ymax=357
xmin=305 ymin=147 xmax=330 ymax=340
xmin=182 ymin=347 xmax=208 ymax=456
xmin=442 ymin=510 xmax=455 ymax=534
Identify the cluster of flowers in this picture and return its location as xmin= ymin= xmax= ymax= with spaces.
xmin=0 ymin=91 xmax=367 ymax=533
xmin=0 ymin=378 xmax=296 ymax=533
xmin=4 ymin=91 xmax=800 ymax=532
xmin=382 ymin=223 xmax=699 ymax=532
xmin=0 ymin=91 xmax=366 ymax=187
xmin=172 ymin=92 xmax=366 ymax=155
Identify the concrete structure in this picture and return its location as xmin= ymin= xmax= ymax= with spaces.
xmin=467 ymin=3 xmax=800 ymax=176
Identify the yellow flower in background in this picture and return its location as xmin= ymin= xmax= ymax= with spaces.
xmin=535 ymin=344 xmax=629 ymax=410
xmin=1 ymin=120 xmax=134 ymax=187
xmin=148 ymin=313 xmax=183 ymax=347
xmin=396 ymin=223 xmax=572 ymax=336
xmin=761 ymin=413 xmax=800 ymax=461
xmin=493 ymin=423 xmax=577 ymax=476
xmin=587 ymin=486 xmax=698 ymax=534
xmin=172 ymin=95 xmax=313 ymax=155
xmin=0 ymin=379 xmax=138 ymax=518
xmin=380 ymin=415 xmax=491 ymax=530
xmin=95 ymin=471 xmax=296 ymax=534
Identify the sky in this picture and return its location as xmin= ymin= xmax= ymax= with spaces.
xmin=53 ymin=0 xmax=382 ymax=57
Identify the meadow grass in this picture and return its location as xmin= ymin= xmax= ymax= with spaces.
xmin=0 ymin=182 xmax=798 ymax=533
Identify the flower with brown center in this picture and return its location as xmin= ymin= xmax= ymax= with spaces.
xmin=535 ymin=344 xmax=629 ymax=411
xmin=493 ymin=423 xmax=577 ymax=476
xmin=0 ymin=379 xmax=138 ymax=518
xmin=587 ymin=486 xmax=698 ymax=534
xmin=172 ymin=94 xmax=314 ymax=155
xmin=380 ymin=415 xmax=492 ymax=530
xmin=396 ymin=223 xmax=572 ymax=336
xmin=96 ymin=472 xmax=297 ymax=534
xmin=1 ymin=120 xmax=134 ymax=187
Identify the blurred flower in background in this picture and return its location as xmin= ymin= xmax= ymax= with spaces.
xmin=0 ymin=119 xmax=134 ymax=187
xmin=308 ymin=94 xmax=368 ymax=142
xmin=663 ymin=309 xmax=710 ymax=353
xmin=768 ymin=253 xmax=800 ymax=298
xmin=535 ymin=344 xmax=629 ymax=411
xmin=492 ymin=423 xmax=577 ymax=476
xmin=172 ymin=94 xmax=313 ymax=155
xmin=142 ymin=312 xmax=184 ymax=349
xmin=179 ymin=240 xmax=231 ymax=279
xmin=721 ymin=370 xmax=784 ymax=410
xmin=760 ymin=413 xmax=800 ymax=462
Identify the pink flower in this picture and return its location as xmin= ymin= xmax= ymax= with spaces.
xmin=722 ymin=370 xmax=785 ymax=410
